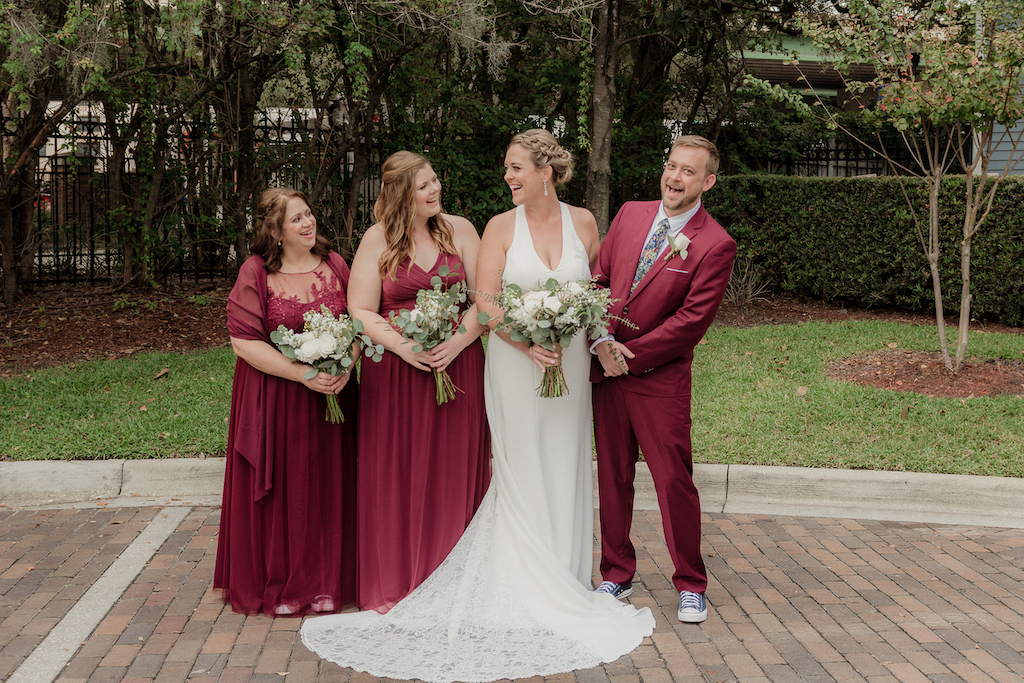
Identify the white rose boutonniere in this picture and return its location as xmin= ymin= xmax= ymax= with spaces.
xmin=664 ymin=232 xmax=690 ymax=261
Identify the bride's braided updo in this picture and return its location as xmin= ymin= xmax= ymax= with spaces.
xmin=508 ymin=129 xmax=573 ymax=187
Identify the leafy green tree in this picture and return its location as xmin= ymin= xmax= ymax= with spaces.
xmin=587 ymin=0 xmax=798 ymax=233
xmin=747 ymin=0 xmax=1024 ymax=372
xmin=0 ymin=0 xmax=119 ymax=303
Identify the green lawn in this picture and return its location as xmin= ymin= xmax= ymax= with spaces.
xmin=1 ymin=349 xmax=236 ymax=460
xmin=2 ymin=319 xmax=1021 ymax=477
xmin=692 ymin=320 xmax=1023 ymax=476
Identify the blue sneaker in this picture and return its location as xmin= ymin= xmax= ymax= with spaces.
xmin=595 ymin=580 xmax=633 ymax=600
xmin=677 ymin=591 xmax=707 ymax=622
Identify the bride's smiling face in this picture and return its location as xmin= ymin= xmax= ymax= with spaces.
xmin=503 ymin=144 xmax=548 ymax=206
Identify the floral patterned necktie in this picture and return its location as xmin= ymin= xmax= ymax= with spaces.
xmin=631 ymin=218 xmax=670 ymax=294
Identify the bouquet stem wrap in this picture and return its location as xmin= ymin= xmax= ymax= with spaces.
xmin=434 ymin=369 xmax=458 ymax=404
xmin=538 ymin=364 xmax=568 ymax=398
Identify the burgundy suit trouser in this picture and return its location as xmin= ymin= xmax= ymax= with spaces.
xmin=593 ymin=380 xmax=708 ymax=594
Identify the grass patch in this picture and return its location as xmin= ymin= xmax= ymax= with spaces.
xmin=2 ymin=319 xmax=1021 ymax=477
xmin=1 ymin=349 xmax=235 ymax=460
xmin=692 ymin=320 xmax=1024 ymax=477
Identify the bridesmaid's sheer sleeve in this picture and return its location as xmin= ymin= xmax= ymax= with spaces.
xmin=228 ymin=259 xmax=269 ymax=341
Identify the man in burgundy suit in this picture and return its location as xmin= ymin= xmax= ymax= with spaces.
xmin=591 ymin=135 xmax=735 ymax=623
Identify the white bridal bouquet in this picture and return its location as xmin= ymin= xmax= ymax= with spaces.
xmin=271 ymin=304 xmax=384 ymax=423
xmin=390 ymin=263 xmax=468 ymax=405
xmin=480 ymin=278 xmax=626 ymax=398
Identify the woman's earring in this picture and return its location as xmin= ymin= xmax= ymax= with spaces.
xmin=278 ymin=240 xmax=282 ymax=247
xmin=543 ymin=179 xmax=548 ymax=197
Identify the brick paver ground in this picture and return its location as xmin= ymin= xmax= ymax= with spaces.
xmin=2 ymin=504 xmax=1022 ymax=683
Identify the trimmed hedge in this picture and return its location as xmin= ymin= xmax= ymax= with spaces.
xmin=703 ymin=175 xmax=1024 ymax=326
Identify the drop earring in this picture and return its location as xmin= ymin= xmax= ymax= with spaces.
xmin=543 ymin=179 xmax=548 ymax=197
xmin=278 ymin=240 xmax=282 ymax=247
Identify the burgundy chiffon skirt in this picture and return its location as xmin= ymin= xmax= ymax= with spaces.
xmin=215 ymin=362 xmax=358 ymax=616
xmin=357 ymin=340 xmax=490 ymax=612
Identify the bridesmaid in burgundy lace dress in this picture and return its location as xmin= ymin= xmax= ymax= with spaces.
xmin=214 ymin=188 xmax=357 ymax=616
xmin=349 ymin=151 xmax=491 ymax=612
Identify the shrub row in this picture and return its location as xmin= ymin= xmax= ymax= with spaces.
xmin=703 ymin=175 xmax=1024 ymax=326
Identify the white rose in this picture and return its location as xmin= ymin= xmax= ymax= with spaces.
xmin=669 ymin=233 xmax=690 ymax=251
xmin=521 ymin=290 xmax=548 ymax=317
xmin=667 ymin=233 xmax=691 ymax=260
xmin=298 ymin=331 xmax=317 ymax=344
xmin=295 ymin=339 xmax=321 ymax=364
xmin=315 ymin=333 xmax=337 ymax=356
xmin=410 ymin=308 xmax=424 ymax=323
xmin=542 ymin=296 xmax=563 ymax=315
xmin=562 ymin=281 xmax=585 ymax=299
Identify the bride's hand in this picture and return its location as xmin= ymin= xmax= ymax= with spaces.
xmin=526 ymin=343 xmax=561 ymax=372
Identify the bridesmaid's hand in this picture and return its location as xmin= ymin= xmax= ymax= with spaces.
xmin=304 ymin=370 xmax=349 ymax=394
xmin=394 ymin=343 xmax=433 ymax=372
xmin=526 ymin=343 xmax=561 ymax=372
xmin=427 ymin=338 xmax=466 ymax=373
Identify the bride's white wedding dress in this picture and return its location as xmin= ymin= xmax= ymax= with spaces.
xmin=300 ymin=203 xmax=654 ymax=682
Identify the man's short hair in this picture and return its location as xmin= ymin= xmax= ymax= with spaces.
xmin=670 ymin=135 xmax=719 ymax=177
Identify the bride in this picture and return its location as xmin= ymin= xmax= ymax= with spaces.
xmin=300 ymin=130 xmax=654 ymax=682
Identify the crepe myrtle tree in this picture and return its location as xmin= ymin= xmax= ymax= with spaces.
xmin=746 ymin=0 xmax=1024 ymax=373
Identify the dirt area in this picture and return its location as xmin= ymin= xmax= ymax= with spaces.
xmin=2 ymin=282 xmax=1023 ymax=397
xmin=0 ymin=282 xmax=232 ymax=377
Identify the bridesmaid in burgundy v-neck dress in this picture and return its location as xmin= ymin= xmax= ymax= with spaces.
xmin=348 ymin=152 xmax=490 ymax=613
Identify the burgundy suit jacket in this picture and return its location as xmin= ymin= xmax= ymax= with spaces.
xmin=591 ymin=201 xmax=736 ymax=397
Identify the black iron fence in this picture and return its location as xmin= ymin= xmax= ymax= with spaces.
xmin=8 ymin=105 xmax=381 ymax=287
xmin=6 ymin=108 xmax=967 ymax=288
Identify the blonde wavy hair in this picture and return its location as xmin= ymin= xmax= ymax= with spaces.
xmin=374 ymin=151 xmax=456 ymax=280
xmin=508 ymin=129 xmax=573 ymax=186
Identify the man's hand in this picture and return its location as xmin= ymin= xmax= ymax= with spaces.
xmin=597 ymin=340 xmax=634 ymax=377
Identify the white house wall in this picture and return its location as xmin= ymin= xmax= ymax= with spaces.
xmin=988 ymin=122 xmax=1024 ymax=175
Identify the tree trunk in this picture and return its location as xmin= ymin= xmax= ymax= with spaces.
xmin=586 ymin=0 xmax=619 ymax=237
xmin=926 ymin=173 xmax=952 ymax=371
xmin=1 ymin=190 xmax=17 ymax=305
xmin=15 ymin=161 xmax=39 ymax=287
xmin=342 ymin=114 xmax=372 ymax=260
xmin=103 ymin=100 xmax=137 ymax=285
xmin=136 ymin=129 xmax=173 ymax=285
xmin=955 ymin=229 xmax=971 ymax=374
xmin=217 ymin=67 xmax=264 ymax=276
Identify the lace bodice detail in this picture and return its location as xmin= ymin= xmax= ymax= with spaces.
xmin=267 ymin=261 xmax=347 ymax=331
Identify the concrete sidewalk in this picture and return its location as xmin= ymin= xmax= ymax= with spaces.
xmin=1 ymin=461 xmax=1023 ymax=683
xmin=3 ymin=458 xmax=1023 ymax=529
